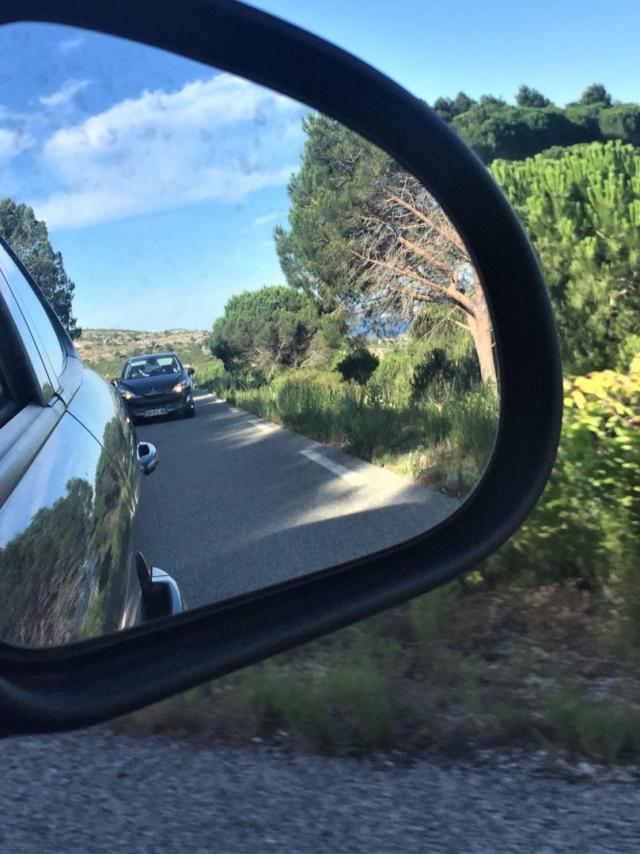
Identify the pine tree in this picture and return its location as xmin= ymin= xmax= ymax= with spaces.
xmin=0 ymin=199 xmax=81 ymax=339
xmin=491 ymin=141 xmax=640 ymax=372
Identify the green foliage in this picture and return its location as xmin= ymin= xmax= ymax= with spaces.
xmin=516 ymin=85 xmax=552 ymax=108
xmin=77 ymin=329 xmax=210 ymax=381
xmin=367 ymin=317 xmax=480 ymax=410
xmin=209 ymin=285 xmax=319 ymax=372
xmin=367 ymin=350 xmax=414 ymax=408
xmin=491 ymin=141 xmax=640 ymax=373
xmin=195 ymin=358 xmax=235 ymax=396
xmin=229 ymin=626 xmax=400 ymax=751
xmin=275 ymin=114 xmax=495 ymax=383
xmin=408 ymin=582 xmax=459 ymax=646
xmin=407 ymin=387 xmax=498 ymax=494
xmin=0 ymin=198 xmax=80 ymax=338
xmin=563 ymin=103 xmax=603 ymax=138
xmin=334 ymin=346 xmax=379 ymax=385
xmin=598 ymin=104 xmax=640 ymax=146
xmin=452 ymin=104 xmax=590 ymax=163
xmin=305 ymin=310 xmax=349 ymax=368
xmin=0 ymin=478 xmax=93 ymax=644
xmin=544 ymin=689 xmax=640 ymax=761
xmin=274 ymin=113 xmax=389 ymax=310
xmin=484 ymin=357 xmax=640 ymax=612
xmin=432 ymin=92 xmax=477 ymax=123
xmin=579 ymin=83 xmax=613 ymax=107
xmin=431 ymin=84 xmax=638 ymax=163
xmin=411 ymin=335 xmax=480 ymax=403
xmin=235 ymin=369 xmax=497 ymax=493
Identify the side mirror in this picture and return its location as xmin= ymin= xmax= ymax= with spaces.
xmin=0 ymin=0 xmax=562 ymax=736
xmin=136 ymin=441 xmax=159 ymax=476
xmin=110 ymin=379 xmax=118 ymax=388
xmin=187 ymin=367 xmax=195 ymax=376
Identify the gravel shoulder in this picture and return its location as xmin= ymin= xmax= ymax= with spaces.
xmin=1 ymin=729 xmax=639 ymax=853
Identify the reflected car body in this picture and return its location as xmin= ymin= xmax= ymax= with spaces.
xmin=0 ymin=237 xmax=183 ymax=647
xmin=116 ymin=352 xmax=195 ymax=423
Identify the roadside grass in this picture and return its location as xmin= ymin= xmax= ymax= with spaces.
xmin=543 ymin=689 xmax=640 ymax=761
xmin=229 ymin=373 xmax=498 ymax=496
xmin=116 ymin=582 xmax=640 ymax=762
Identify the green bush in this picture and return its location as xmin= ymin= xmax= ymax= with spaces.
xmin=408 ymin=582 xmax=459 ymax=647
xmin=195 ymin=358 xmax=233 ymax=395
xmin=197 ymin=359 xmax=268 ymax=399
xmin=227 ymin=627 xmax=400 ymax=752
xmin=544 ymin=689 xmax=640 ymax=761
xmin=334 ymin=347 xmax=379 ymax=385
xmin=483 ymin=356 xmax=640 ymax=610
xmin=367 ymin=351 xmax=414 ymax=408
xmin=407 ymin=388 xmax=499 ymax=494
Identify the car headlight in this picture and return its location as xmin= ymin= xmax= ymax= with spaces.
xmin=120 ymin=389 xmax=137 ymax=400
xmin=172 ymin=380 xmax=189 ymax=394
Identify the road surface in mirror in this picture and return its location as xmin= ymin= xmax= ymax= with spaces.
xmin=135 ymin=393 xmax=460 ymax=607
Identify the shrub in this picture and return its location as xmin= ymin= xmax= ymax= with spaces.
xmin=367 ymin=351 xmax=413 ymax=407
xmin=408 ymin=582 xmax=459 ymax=647
xmin=407 ymin=388 xmax=498 ymax=495
xmin=195 ymin=358 xmax=234 ymax=395
xmin=227 ymin=627 xmax=400 ymax=752
xmin=544 ymin=689 xmax=640 ymax=761
xmin=335 ymin=347 xmax=379 ymax=385
xmin=483 ymin=355 xmax=640 ymax=603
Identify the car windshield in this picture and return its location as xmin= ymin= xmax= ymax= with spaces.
xmin=123 ymin=356 xmax=182 ymax=380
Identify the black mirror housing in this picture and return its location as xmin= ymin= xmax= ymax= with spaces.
xmin=0 ymin=0 xmax=562 ymax=735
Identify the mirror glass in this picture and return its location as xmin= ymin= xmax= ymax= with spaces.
xmin=0 ymin=23 xmax=498 ymax=646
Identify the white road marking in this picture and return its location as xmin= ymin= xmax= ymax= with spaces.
xmin=300 ymin=448 xmax=360 ymax=480
xmin=228 ymin=406 xmax=242 ymax=415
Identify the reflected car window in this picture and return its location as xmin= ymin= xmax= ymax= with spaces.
xmin=0 ymin=249 xmax=66 ymax=381
xmin=0 ymin=370 xmax=11 ymax=426
xmin=0 ymin=263 xmax=55 ymax=401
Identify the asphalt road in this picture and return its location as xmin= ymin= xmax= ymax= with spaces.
xmin=2 ymin=732 xmax=639 ymax=853
xmin=135 ymin=390 xmax=459 ymax=610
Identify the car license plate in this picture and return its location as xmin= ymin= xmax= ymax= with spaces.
xmin=144 ymin=408 xmax=166 ymax=417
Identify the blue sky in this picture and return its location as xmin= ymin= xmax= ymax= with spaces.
xmin=0 ymin=2 xmax=638 ymax=331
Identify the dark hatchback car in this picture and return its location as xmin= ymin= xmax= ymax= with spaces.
xmin=115 ymin=353 xmax=195 ymax=423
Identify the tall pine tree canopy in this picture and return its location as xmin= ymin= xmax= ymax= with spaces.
xmin=432 ymin=84 xmax=640 ymax=162
xmin=491 ymin=141 xmax=640 ymax=373
xmin=274 ymin=114 xmax=497 ymax=384
xmin=0 ymin=199 xmax=81 ymax=339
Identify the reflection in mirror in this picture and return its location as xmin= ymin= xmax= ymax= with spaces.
xmin=0 ymin=23 xmax=498 ymax=646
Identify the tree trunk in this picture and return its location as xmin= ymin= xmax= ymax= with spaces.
xmin=467 ymin=288 xmax=497 ymax=386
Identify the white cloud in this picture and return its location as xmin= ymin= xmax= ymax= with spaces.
xmin=39 ymin=79 xmax=90 ymax=109
xmin=0 ymin=128 xmax=33 ymax=198
xmin=251 ymin=211 xmax=285 ymax=228
xmin=34 ymin=73 xmax=304 ymax=230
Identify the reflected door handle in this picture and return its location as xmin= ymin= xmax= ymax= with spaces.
xmin=136 ymin=441 xmax=158 ymax=475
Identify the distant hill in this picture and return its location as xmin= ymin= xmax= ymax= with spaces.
xmin=75 ymin=328 xmax=211 ymax=381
